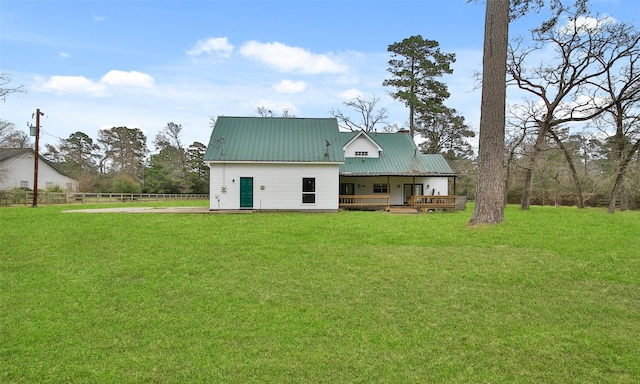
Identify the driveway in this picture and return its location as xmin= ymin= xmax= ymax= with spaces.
xmin=63 ymin=207 xmax=252 ymax=214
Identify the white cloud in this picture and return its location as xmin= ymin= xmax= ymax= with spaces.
xmin=38 ymin=70 xmax=155 ymax=96
xmin=338 ymin=88 xmax=362 ymax=100
xmin=93 ymin=15 xmax=106 ymax=22
xmin=239 ymin=40 xmax=348 ymax=74
xmin=39 ymin=75 xmax=107 ymax=96
xmin=273 ymin=80 xmax=306 ymax=93
xmin=59 ymin=52 xmax=70 ymax=60
xmin=101 ymin=70 xmax=154 ymax=88
xmin=560 ymin=15 xmax=616 ymax=35
xmin=187 ymin=37 xmax=234 ymax=58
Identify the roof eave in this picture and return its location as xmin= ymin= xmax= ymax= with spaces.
xmin=340 ymin=172 xmax=456 ymax=177
xmin=206 ymin=160 xmax=345 ymax=165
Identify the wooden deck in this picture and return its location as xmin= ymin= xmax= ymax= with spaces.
xmin=339 ymin=195 xmax=458 ymax=211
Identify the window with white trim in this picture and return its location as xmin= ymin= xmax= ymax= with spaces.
xmin=355 ymin=151 xmax=368 ymax=157
xmin=373 ymin=183 xmax=388 ymax=194
xmin=20 ymin=181 xmax=29 ymax=188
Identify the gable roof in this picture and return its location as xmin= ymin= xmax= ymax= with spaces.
xmin=204 ymin=117 xmax=345 ymax=163
xmin=338 ymin=132 xmax=455 ymax=176
xmin=0 ymin=148 xmax=79 ymax=180
xmin=0 ymin=148 xmax=30 ymax=163
xmin=342 ymin=130 xmax=383 ymax=153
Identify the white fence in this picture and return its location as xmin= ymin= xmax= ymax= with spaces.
xmin=0 ymin=192 xmax=209 ymax=206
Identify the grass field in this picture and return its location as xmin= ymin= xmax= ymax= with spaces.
xmin=2 ymin=201 xmax=639 ymax=383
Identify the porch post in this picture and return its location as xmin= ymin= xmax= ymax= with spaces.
xmin=412 ymin=176 xmax=416 ymax=206
xmin=387 ymin=175 xmax=390 ymax=208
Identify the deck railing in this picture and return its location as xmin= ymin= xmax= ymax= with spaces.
xmin=410 ymin=195 xmax=458 ymax=210
xmin=339 ymin=194 xmax=390 ymax=206
xmin=339 ymin=194 xmax=458 ymax=210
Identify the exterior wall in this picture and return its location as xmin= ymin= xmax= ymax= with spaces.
xmin=343 ymin=136 xmax=381 ymax=158
xmin=0 ymin=154 xmax=79 ymax=191
xmin=209 ymin=162 xmax=340 ymax=211
xmin=339 ymin=176 xmax=450 ymax=205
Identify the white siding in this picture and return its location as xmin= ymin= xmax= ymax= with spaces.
xmin=0 ymin=154 xmax=79 ymax=191
xmin=209 ymin=162 xmax=340 ymax=211
xmin=343 ymin=136 xmax=381 ymax=158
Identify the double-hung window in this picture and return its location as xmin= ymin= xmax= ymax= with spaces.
xmin=302 ymin=178 xmax=316 ymax=204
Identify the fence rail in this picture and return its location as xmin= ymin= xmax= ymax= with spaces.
xmin=0 ymin=192 xmax=209 ymax=206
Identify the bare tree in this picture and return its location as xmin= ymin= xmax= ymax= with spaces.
xmin=504 ymin=103 xmax=538 ymax=204
xmin=256 ymin=106 xmax=275 ymax=117
xmin=281 ymin=108 xmax=295 ymax=118
xmin=469 ymin=0 xmax=589 ymax=225
xmin=255 ymin=106 xmax=295 ymax=118
xmin=329 ymin=94 xmax=390 ymax=132
xmin=0 ymin=120 xmax=31 ymax=148
xmin=0 ymin=73 xmax=25 ymax=102
xmin=0 ymin=119 xmax=32 ymax=184
xmin=507 ymin=13 xmax=636 ymax=209
xmin=586 ymin=22 xmax=640 ymax=213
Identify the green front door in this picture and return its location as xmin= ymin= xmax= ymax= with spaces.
xmin=239 ymin=177 xmax=253 ymax=208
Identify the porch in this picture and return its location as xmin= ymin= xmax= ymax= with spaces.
xmin=339 ymin=194 xmax=458 ymax=211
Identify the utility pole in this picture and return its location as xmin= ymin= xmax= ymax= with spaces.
xmin=30 ymin=109 xmax=44 ymax=207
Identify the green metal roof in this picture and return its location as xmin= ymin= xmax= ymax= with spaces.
xmin=338 ymin=132 xmax=455 ymax=176
xmin=204 ymin=117 xmax=345 ymax=163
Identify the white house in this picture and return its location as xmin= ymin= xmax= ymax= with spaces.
xmin=204 ymin=117 xmax=345 ymax=211
xmin=0 ymin=148 xmax=79 ymax=191
xmin=204 ymin=117 xmax=457 ymax=211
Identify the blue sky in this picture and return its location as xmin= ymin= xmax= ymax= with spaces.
xmin=1 ymin=0 xmax=638 ymax=152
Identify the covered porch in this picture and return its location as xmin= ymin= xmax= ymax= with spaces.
xmin=338 ymin=174 xmax=458 ymax=211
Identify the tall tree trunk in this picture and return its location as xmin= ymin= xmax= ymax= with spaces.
xmin=620 ymin=184 xmax=629 ymax=211
xmin=608 ymin=175 xmax=622 ymax=214
xmin=521 ymin=166 xmax=534 ymax=210
xmin=520 ymin=124 xmax=547 ymax=210
xmin=548 ymin=128 xmax=584 ymax=208
xmin=409 ymin=103 xmax=415 ymax=137
xmin=504 ymin=159 xmax=512 ymax=206
xmin=469 ymin=0 xmax=509 ymax=225
xmin=608 ymin=139 xmax=640 ymax=213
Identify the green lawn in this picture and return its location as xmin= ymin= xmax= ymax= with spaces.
xmin=2 ymin=202 xmax=639 ymax=383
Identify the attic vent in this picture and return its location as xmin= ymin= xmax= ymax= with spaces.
xmin=355 ymin=151 xmax=368 ymax=157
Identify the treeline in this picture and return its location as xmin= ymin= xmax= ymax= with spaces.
xmin=504 ymin=127 xmax=640 ymax=210
xmin=43 ymin=122 xmax=209 ymax=194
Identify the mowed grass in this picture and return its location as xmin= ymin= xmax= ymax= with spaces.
xmin=1 ymin=202 xmax=639 ymax=383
